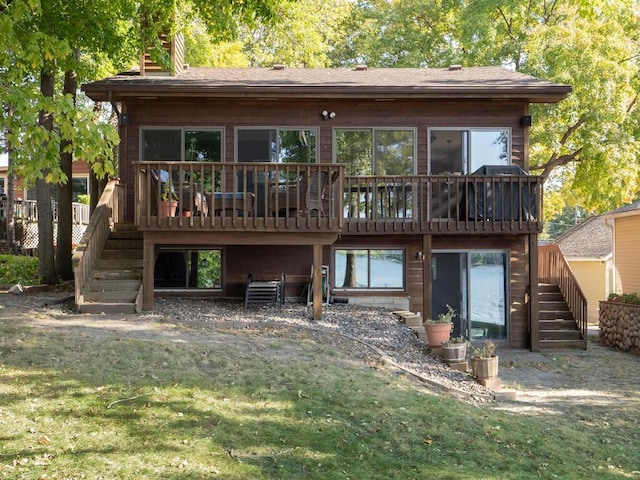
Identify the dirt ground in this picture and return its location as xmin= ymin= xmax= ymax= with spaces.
xmin=3 ymin=288 xmax=640 ymax=419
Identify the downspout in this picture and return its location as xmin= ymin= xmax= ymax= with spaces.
xmin=605 ymin=217 xmax=616 ymax=294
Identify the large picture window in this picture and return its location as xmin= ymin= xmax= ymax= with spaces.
xmin=236 ymin=128 xmax=317 ymax=164
xmin=335 ymin=129 xmax=415 ymax=175
xmin=141 ymin=128 xmax=223 ymax=162
xmin=334 ymin=249 xmax=404 ymax=289
xmin=429 ymin=128 xmax=510 ymax=174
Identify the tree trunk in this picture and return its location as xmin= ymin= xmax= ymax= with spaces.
xmin=55 ymin=67 xmax=77 ymax=281
xmin=37 ymin=70 xmax=58 ymax=285
xmin=3 ymin=105 xmax=18 ymax=254
xmin=344 ymin=252 xmax=357 ymax=287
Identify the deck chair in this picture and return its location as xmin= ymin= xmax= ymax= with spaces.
xmin=300 ymin=170 xmax=330 ymax=217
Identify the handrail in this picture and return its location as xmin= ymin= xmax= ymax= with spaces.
xmin=71 ymin=178 xmax=124 ymax=311
xmin=538 ymin=244 xmax=588 ymax=346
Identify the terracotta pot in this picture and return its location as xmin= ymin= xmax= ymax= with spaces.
xmin=160 ymin=200 xmax=178 ymax=217
xmin=471 ymin=355 xmax=499 ymax=379
xmin=424 ymin=322 xmax=452 ymax=348
xmin=441 ymin=342 xmax=467 ymax=363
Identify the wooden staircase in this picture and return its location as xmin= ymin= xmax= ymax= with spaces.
xmin=538 ymin=283 xmax=587 ymax=350
xmin=76 ymin=224 xmax=143 ymax=314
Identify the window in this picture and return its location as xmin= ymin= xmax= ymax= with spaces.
xmin=335 ymin=129 xmax=415 ymax=175
xmin=236 ymin=128 xmax=317 ymax=163
xmin=429 ymin=128 xmax=510 ymax=174
xmin=141 ymin=128 xmax=223 ymax=162
xmin=334 ymin=249 xmax=404 ymax=289
xmin=155 ymin=249 xmax=222 ymax=289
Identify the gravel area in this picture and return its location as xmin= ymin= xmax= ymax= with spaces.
xmin=140 ymin=297 xmax=494 ymax=400
xmin=3 ymin=289 xmax=493 ymax=400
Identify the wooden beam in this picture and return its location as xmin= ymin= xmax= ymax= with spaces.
xmin=312 ymin=244 xmax=322 ymax=321
xmin=142 ymin=238 xmax=155 ymax=311
xmin=529 ymin=234 xmax=540 ymax=352
xmin=422 ymin=234 xmax=432 ymax=319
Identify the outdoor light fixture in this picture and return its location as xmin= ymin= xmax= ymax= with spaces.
xmin=521 ymin=115 xmax=532 ymax=127
xmin=321 ymin=110 xmax=336 ymax=120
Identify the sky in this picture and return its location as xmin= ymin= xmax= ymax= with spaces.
xmin=0 ymin=153 xmax=7 ymax=167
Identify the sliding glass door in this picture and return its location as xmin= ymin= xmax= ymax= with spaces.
xmin=432 ymin=251 xmax=507 ymax=340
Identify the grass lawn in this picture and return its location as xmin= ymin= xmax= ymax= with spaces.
xmin=1 ymin=313 xmax=639 ymax=479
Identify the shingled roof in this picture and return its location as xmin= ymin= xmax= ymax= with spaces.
xmin=604 ymin=200 xmax=640 ymax=219
xmin=82 ymin=66 xmax=572 ymax=103
xmin=553 ymin=215 xmax=612 ymax=260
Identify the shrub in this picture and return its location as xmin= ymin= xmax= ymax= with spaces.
xmin=608 ymin=292 xmax=640 ymax=305
xmin=0 ymin=255 xmax=39 ymax=285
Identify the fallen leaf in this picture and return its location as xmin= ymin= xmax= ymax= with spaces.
xmin=423 ymin=438 xmax=434 ymax=445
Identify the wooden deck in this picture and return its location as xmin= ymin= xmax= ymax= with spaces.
xmin=134 ymin=162 xmax=543 ymax=236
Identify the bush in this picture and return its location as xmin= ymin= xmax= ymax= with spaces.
xmin=608 ymin=292 xmax=640 ymax=305
xmin=0 ymin=255 xmax=39 ymax=285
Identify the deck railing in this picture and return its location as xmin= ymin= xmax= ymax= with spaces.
xmin=134 ymin=162 xmax=542 ymax=234
xmin=72 ymin=178 xmax=125 ymax=310
xmin=538 ymin=244 xmax=588 ymax=346
xmin=0 ymin=199 xmax=90 ymax=224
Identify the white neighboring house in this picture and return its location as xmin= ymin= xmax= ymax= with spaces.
xmin=552 ymin=215 xmax=613 ymax=323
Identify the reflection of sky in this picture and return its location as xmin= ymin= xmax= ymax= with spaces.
xmin=335 ymin=252 xmax=403 ymax=288
xmin=0 ymin=153 xmax=7 ymax=167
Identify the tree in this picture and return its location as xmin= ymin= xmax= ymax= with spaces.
xmin=1 ymin=0 xmax=283 ymax=284
xmin=331 ymin=0 xmax=640 ymax=218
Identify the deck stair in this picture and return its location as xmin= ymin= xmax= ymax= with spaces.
xmin=77 ymin=224 xmax=143 ymax=314
xmin=538 ymin=283 xmax=586 ymax=350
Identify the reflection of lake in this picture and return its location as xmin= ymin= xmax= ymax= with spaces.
xmin=470 ymin=264 xmax=505 ymax=325
xmin=335 ymin=253 xmax=403 ymax=288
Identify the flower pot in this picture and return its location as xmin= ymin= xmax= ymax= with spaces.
xmin=471 ymin=355 xmax=499 ymax=379
xmin=160 ymin=200 xmax=178 ymax=217
xmin=441 ymin=342 xmax=467 ymax=363
xmin=424 ymin=322 xmax=452 ymax=348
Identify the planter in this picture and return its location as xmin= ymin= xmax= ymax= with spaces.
xmin=424 ymin=322 xmax=452 ymax=348
xmin=441 ymin=341 xmax=467 ymax=363
xmin=160 ymin=200 xmax=178 ymax=217
xmin=471 ymin=355 xmax=499 ymax=379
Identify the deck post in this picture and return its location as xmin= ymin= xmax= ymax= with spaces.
xmin=422 ymin=234 xmax=432 ymax=319
xmin=143 ymin=238 xmax=155 ymax=311
xmin=529 ymin=234 xmax=540 ymax=352
xmin=312 ymin=244 xmax=323 ymax=320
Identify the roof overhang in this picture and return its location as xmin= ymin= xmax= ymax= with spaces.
xmin=82 ymin=67 xmax=572 ymax=104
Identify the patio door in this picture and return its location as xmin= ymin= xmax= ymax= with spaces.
xmin=432 ymin=251 xmax=507 ymax=340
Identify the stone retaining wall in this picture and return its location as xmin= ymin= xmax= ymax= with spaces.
xmin=599 ymin=301 xmax=640 ymax=352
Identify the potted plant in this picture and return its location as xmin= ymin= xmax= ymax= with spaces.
xmin=423 ymin=304 xmax=456 ymax=348
xmin=160 ymin=181 xmax=178 ymax=217
xmin=441 ymin=336 xmax=468 ymax=363
xmin=470 ymin=340 xmax=498 ymax=380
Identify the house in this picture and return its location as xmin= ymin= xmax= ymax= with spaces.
xmin=603 ymin=200 xmax=640 ymax=294
xmin=0 ymin=161 xmax=91 ymax=250
xmin=79 ymin=39 xmax=574 ymax=350
xmin=551 ymin=215 xmax=613 ymax=323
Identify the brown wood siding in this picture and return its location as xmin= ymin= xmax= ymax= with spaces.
xmin=432 ymin=235 xmax=529 ymax=348
xmin=121 ymin=98 xmax=528 ymax=221
xmin=615 ymin=216 xmax=640 ymax=293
